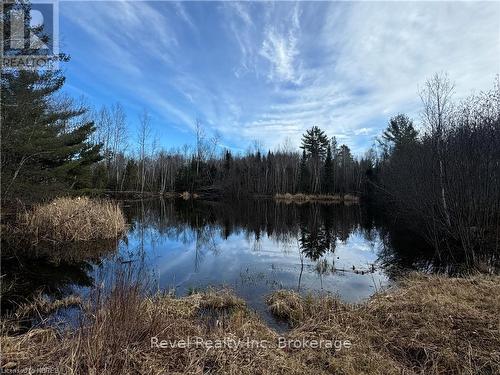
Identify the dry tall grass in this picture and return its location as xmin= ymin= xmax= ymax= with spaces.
xmin=1 ymin=274 xmax=498 ymax=374
xmin=21 ymin=197 xmax=126 ymax=242
xmin=274 ymin=193 xmax=359 ymax=204
xmin=0 ymin=285 xmax=312 ymax=375
xmin=268 ymin=274 xmax=500 ymax=374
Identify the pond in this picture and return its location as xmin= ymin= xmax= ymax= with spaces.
xmin=2 ymin=198 xmax=437 ymax=326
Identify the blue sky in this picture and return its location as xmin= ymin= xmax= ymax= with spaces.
xmin=59 ymin=1 xmax=500 ymax=155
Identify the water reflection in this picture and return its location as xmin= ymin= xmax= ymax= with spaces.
xmin=2 ymin=197 xmax=486 ymax=321
xmin=1 ymin=240 xmax=118 ymax=315
xmin=116 ymin=199 xmax=388 ymax=321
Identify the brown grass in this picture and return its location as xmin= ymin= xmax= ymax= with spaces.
xmin=266 ymin=290 xmax=305 ymax=325
xmin=0 ymin=285 xmax=312 ymax=375
xmin=15 ymin=294 xmax=82 ymax=319
xmin=1 ymin=274 xmax=498 ymax=374
xmin=267 ymin=273 xmax=500 ymax=374
xmin=274 ymin=193 xmax=359 ymax=204
xmin=197 ymin=287 xmax=246 ymax=310
xmin=19 ymin=197 xmax=126 ymax=242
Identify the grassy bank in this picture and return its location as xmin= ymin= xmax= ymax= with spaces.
xmin=274 ymin=193 xmax=360 ymax=204
xmin=5 ymin=197 xmax=126 ymax=243
xmin=104 ymin=190 xmax=199 ymax=200
xmin=1 ymin=274 xmax=498 ymax=374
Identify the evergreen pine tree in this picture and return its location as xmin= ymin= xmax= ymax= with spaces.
xmin=380 ymin=114 xmax=418 ymax=155
xmin=2 ymin=70 xmax=101 ymax=199
xmin=1 ymin=2 xmax=101 ymax=199
xmin=300 ymin=126 xmax=329 ymax=159
xmin=300 ymin=126 xmax=329 ymax=193
xmin=322 ymin=145 xmax=334 ymax=194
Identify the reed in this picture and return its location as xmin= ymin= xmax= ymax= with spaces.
xmin=20 ymin=197 xmax=126 ymax=243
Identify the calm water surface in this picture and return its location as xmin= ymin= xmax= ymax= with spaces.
xmin=108 ymin=199 xmax=390 ymax=323
xmin=6 ymin=198 xmax=434 ymax=325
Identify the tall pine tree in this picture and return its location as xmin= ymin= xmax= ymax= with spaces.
xmin=300 ymin=126 xmax=329 ymax=193
xmin=380 ymin=114 xmax=418 ymax=156
xmin=1 ymin=2 xmax=101 ymax=200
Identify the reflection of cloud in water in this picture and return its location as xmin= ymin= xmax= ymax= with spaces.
xmin=125 ymin=230 xmax=386 ymax=305
xmin=334 ymin=229 xmax=382 ymax=270
xmin=116 ymin=200 xmax=390 ymax=318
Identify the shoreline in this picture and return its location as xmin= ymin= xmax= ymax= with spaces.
xmin=1 ymin=274 xmax=498 ymax=374
xmin=274 ymin=193 xmax=360 ymax=204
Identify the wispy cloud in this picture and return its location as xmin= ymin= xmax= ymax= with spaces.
xmin=260 ymin=28 xmax=301 ymax=84
xmin=61 ymin=1 xmax=500 ymax=154
xmin=172 ymin=2 xmax=197 ymax=33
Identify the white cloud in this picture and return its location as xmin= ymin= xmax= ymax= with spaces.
xmin=63 ymin=1 xmax=500 ymax=155
xmin=240 ymin=1 xmax=500 ymax=152
xmin=173 ymin=2 xmax=197 ymax=32
xmin=258 ymin=3 xmax=303 ymax=85
xmin=260 ymin=28 xmax=301 ymax=84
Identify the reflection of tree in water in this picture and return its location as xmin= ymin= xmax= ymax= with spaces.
xmin=194 ymin=225 xmax=219 ymax=272
xmin=298 ymin=204 xmax=361 ymax=262
xmin=299 ymin=226 xmax=330 ymax=261
xmin=376 ymin=222 xmax=455 ymax=277
xmin=251 ymin=230 xmax=262 ymax=253
xmin=121 ymin=198 xmax=471 ymax=278
xmin=123 ymin=199 xmax=367 ymax=269
xmin=1 ymin=199 xmax=130 ymax=317
xmin=126 ymin=199 xmax=226 ymax=272
xmin=361 ymin=202 xmax=489 ymax=278
xmin=1 ymin=254 xmax=99 ymax=315
xmin=315 ymin=258 xmax=330 ymax=289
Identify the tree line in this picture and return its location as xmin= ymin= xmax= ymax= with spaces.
xmin=64 ymin=98 xmax=371 ymax=198
xmin=1 ymin=65 xmax=368 ymax=201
